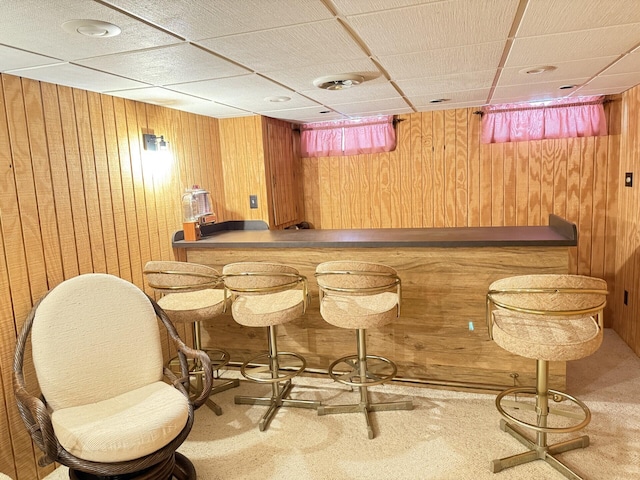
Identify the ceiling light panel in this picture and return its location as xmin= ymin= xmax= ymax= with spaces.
xmin=1 ymin=0 xmax=180 ymax=61
xmin=343 ymin=0 xmax=519 ymax=57
xmin=102 ymin=0 xmax=333 ymax=40
xmin=76 ymin=43 xmax=249 ymax=86
xmin=6 ymin=63 xmax=146 ymax=92
xmin=197 ymin=20 xmax=368 ymax=73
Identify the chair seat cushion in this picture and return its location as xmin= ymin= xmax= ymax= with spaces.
xmin=320 ymin=292 xmax=398 ymax=329
xmin=231 ymin=290 xmax=304 ymax=327
xmin=51 ymin=381 xmax=189 ymax=463
xmin=492 ymin=311 xmax=603 ymax=361
xmin=157 ymin=288 xmax=225 ymax=323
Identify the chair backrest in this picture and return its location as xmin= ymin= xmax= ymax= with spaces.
xmin=222 ymin=262 xmax=306 ymax=294
xmin=30 ymin=274 xmax=164 ymax=411
xmin=315 ymin=261 xmax=401 ymax=296
xmin=487 ymin=274 xmax=608 ymax=318
xmin=144 ymin=260 xmax=220 ymax=293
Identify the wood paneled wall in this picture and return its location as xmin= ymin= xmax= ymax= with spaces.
xmin=616 ymin=85 xmax=640 ymax=356
xmin=302 ymin=101 xmax=622 ymax=328
xmin=0 ymin=73 xmax=226 ymax=479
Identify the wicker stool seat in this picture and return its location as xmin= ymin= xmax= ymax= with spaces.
xmin=222 ymin=262 xmax=320 ymax=431
xmin=144 ymin=261 xmax=239 ymax=416
xmin=487 ymin=274 xmax=607 ymax=479
xmin=315 ymin=261 xmax=413 ymax=439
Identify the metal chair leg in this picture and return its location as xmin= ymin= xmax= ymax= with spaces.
xmin=235 ymin=325 xmax=320 ymax=431
xmin=491 ymin=359 xmax=590 ymax=480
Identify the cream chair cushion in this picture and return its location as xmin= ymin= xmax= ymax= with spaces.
xmin=231 ymin=290 xmax=304 ymax=327
xmin=52 ymin=381 xmax=189 ymax=463
xmin=320 ymin=292 xmax=399 ymax=329
xmin=158 ymin=288 xmax=225 ymax=323
xmin=31 ymin=274 xmax=164 ymax=411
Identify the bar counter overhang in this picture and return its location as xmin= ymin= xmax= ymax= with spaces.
xmin=172 ymin=214 xmax=576 ymax=392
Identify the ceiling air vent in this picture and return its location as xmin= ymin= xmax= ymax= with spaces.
xmin=313 ymin=74 xmax=365 ymax=90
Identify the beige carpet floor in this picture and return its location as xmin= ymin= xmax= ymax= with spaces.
xmin=46 ymin=329 xmax=640 ymax=479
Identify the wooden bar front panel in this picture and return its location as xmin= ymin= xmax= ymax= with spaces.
xmin=187 ymin=245 xmax=568 ymax=390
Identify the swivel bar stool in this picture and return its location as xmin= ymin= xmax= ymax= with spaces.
xmin=222 ymin=262 xmax=320 ymax=431
xmin=486 ymin=274 xmax=607 ymax=479
xmin=144 ymin=261 xmax=239 ymax=416
xmin=315 ymin=261 xmax=413 ymax=439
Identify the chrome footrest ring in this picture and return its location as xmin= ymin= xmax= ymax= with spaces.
xmin=241 ymin=351 xmax=306 ymax=384
xmin=328 ymin=354 xmax=397 ymax=387
xmin=496 ymin=386 xmax=591 ymax=434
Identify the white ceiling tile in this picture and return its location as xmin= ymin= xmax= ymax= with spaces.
xmin=420 ymin=100 xmax=482 ymax=111
xmin=506 ymin=25 xmax=640 ymax=67
xmin=491 ymin=79 xmax=591 ymax=104
xmin=379 ymin=42 xmax=504 ymax=81
xmin=333 ymin=0 xmax=441 ymax=16
xmin=300 ymin=79 xmax=400 ymax=104
xmin=572 ymin=84 xmax=633 ymax=96
xmin=76 ymin=43 xmax=249 ymax=86
xmin=167 ymin=74 xmax=318 ymax=111
xmin=106 ymin=86 xmax=209 ymax=107
xmin=7 ymin=63 xmax=147 ymax=92
xmin=102 ymin=0 xmax=334 ymax=40
xmin=582 ymin=71 xmax=640 ymax=90
xmin=175 ymin=101 xmax=253 ymax=118
xmin=344 ymin=0 xmax=519 ymax=56
xmin=517 ymin=0 xmax=640 ymax=36
xmin=409 ymin=88 xmax=491 ymax=108
xmin=332 ymin=97 xmax=413 ymax=115
xmin=197 ymin=20 xmax=367 ymax=72
xmin=0 ymin=45 xmax=61 ymax=71
xmin=266 ymin=58 xmax=382 ymax=92
xmin=0 ymin=0 xmax=181 ymax=61
xmin=264 ymin=107 xmax=348 ymax=124
xmin=396 ymin=71 xmax=496 ymax=97
xmin=603 ymin=51 xmax=640 ymax=75
xmin=499 ymin=56 xmax=618 ymax=86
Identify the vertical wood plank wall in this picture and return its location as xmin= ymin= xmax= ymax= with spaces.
xmin=0 ymin=74 xmax=225 ymax=479
xmin=302 ymin=101 xmax=622 ymax=329
xmin=616 ymin=85 xmax=640 ymax=356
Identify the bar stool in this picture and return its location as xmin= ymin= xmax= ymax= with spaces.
xmin=222 ymin=262 xmax=320 ymax=431
xmin=486 ymin=274 xmax=608 ymax=479
xmin=315 ymin=261 xmax=413 ymax=439
xmin=144 ymin=260 xmax=239 ymax=416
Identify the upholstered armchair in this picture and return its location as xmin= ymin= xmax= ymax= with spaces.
xmin=13 ymin=273 xmax=213 ymax=479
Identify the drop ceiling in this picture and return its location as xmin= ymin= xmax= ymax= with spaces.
xmin=2 ymin=0 xmax=640 ymax=124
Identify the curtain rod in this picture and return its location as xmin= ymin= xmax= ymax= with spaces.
xmin=474 ymin=98 xmax=611 ymax=116
xmin=293 ymin=116 xmax=402 ymax=132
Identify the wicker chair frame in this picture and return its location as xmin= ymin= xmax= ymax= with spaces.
xmin=13 ymin=287 xmax=212 ymax=479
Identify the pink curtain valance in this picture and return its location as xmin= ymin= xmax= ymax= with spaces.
xmin=300 ymin=116 xmax=396 ymax=157
xmin=481 ymin=96 xmax=607 ymax=144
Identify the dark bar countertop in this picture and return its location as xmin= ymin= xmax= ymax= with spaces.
xmin=172 ymin=215 xmax=577 ymax=249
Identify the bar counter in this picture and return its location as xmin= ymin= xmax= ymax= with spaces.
xmin=173 ymin=215 xmax=576 ymax=391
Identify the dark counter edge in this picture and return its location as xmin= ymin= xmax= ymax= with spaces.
xmin=173 ymin=215 xmax=577 ymax=249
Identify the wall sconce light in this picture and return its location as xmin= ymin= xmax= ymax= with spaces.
xmin=143 ymin=133 xmax=168 ymax=151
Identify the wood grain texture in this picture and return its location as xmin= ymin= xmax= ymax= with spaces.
xmin=187 ymin=245 xmax=569 ymax=390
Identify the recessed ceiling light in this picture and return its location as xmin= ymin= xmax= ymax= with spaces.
xmin=313 ymin=74 xmax=364 ymax=90
xmin=519 ymin=65 xmax=557 ymax=75
xmin=429 ymin=98 xmax=450 ymax=104
xmin=265 ymin=96 xmax=291 ymax=103
xmin=62 ymin=19 xmax=121 ymax=38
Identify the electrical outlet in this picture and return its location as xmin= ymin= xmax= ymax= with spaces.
xmin=625 ymin=172 xmax=633 ymax=187
xmin=249 ymin=195 xmax=258 ymax=209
